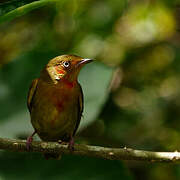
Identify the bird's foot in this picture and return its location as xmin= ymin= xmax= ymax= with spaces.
xmin=26 ymin=131 xmax=36 ymax=150
xmin=26 ymin=136 xmax=33 ymax=150
xmin=68 ymin=137 xmax=75 ymax=151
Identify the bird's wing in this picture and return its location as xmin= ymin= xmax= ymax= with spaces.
xmin=73 ymin=84 xmax=84 ymax=136
xmin=27 ymin=78 xmax=39 ymax=113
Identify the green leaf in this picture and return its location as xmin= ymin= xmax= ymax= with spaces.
xmin=0 ymin=0 xmax=36 ymax=16
xmin=0 ymin=0 xmax=62 ymax=24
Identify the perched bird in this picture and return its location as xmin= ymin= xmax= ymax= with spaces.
xmin=27 ymin=54 xmax=92 ymax=153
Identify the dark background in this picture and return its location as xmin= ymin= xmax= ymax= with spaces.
xmin=0 ymin=0 xmax=180 ymax=179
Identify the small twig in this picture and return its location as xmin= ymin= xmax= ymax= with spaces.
xmin=0 ymin=137 xmax=179 ymax=162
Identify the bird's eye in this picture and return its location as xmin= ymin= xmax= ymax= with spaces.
xmin=63 ymin=61 xmax=70 ymax=68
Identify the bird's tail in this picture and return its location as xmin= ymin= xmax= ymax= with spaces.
xmin=44 ymin=153 xmax=61 ymax=160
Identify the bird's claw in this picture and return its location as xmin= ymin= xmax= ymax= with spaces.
xmin=68 ymin=137 xmax=75 ymax=151
xmin=26 ymin=136 xmax=33 ymax=150
xmin=26 ymin=131 xmax=36 ymax=150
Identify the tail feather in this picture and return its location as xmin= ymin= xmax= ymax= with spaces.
xmin=44 ymin=153 xmax=61 ymax=160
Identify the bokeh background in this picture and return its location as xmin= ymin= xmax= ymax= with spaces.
xmin=0 ymin=0 xmax=180 ymax=179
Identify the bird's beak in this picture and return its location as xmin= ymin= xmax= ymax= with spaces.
xmin=67 ymin=58 xmax=93 ymax=81
xmin=76 ymin=58 xmax=93 ymax=68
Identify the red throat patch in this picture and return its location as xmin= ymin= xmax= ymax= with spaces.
xmin=62 ymin=79 xmax=76 ymax=89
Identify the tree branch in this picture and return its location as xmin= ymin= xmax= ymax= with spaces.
xmin=0 ymin=137 xmax=179 ymax=162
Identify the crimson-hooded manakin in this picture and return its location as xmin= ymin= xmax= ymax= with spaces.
xmin=26 ymin=55 xmax=92 ymax=152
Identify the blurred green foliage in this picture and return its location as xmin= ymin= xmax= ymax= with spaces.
xmin=0 ymin=0 xmax=180 ymax=179
xmin=0 ymin=152 xmax=132 ymax=180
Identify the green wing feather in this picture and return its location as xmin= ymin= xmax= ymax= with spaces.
xmin=73 ymin=83 xmax=84 ymax=136
xmin=27 ymin=78 xmax=39 ymax=113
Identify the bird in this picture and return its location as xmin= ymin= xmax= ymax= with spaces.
xmin=26 ymin=54 xmax=93 ymax=155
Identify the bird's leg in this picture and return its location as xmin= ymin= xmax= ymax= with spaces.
xmin=26 ymin=131 xmax=36 ymax=150
xmin=68 ymin=136 xmax=75 ymax=151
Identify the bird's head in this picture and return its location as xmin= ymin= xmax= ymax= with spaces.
xmin=42 ymin=55 xmax=93 ymax=84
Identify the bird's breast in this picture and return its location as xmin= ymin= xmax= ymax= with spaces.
xmin=34 ymin=80 xmax=79 ymax=127
xmin=30 ymin=79 xmax=80 ymax=138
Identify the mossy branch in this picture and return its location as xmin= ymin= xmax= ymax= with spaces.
xmin=0 ymin=137 xmax=180 ymax=162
